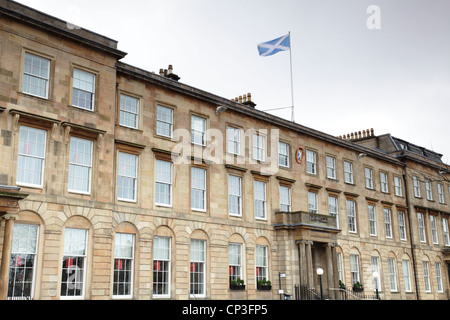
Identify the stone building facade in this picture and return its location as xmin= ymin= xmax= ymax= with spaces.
xmin=0 ymin=0 xmax=448 ymax=300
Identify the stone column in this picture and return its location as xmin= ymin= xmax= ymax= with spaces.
xmin=325 ymin=243 xmax=335 ymax=299
xmin=0 ymin=212 xmax=20 ymax=300
xmin=331 ymin=243 xmax=339 ymax=290
xmin=305 ymin=240 xmax=314 ymax=287
xmin=296 ymin=240 xmax=307 ymax=285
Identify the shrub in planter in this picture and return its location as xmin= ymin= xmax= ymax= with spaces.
xmin=257 ymin=278 xmax=272 ymax=290
xmin=230 ymin=278 xmax=246 ymax=290
xmin=352 ymin=282 xmax=364 ymax=292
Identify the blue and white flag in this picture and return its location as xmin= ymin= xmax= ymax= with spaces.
xmin=257 ymin=33 xmax=290 ymax=57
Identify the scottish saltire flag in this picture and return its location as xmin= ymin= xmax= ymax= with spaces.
xmin=257 ymin=33 xmax=290 ymax=57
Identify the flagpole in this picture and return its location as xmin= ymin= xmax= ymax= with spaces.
xmin=289 ymin=31 xmax=295 ymax=122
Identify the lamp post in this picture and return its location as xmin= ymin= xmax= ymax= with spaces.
xmin=317 ymin=268 xmax=324 ymax=300
xmin=373 ymin=271 xmax=379 ymax=300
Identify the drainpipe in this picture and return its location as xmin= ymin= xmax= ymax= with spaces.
xmin=403 ymin=169 xmax=420 ymax=300
xmin=113 ymin=81 xmax=119 ymax=205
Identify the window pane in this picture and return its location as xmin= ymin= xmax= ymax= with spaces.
xmin=229 ymin=175 xmax=242 ymax=216
xmin=72 ymin=68 xmax=95 ymax=110
xmin=191 ymin=167 xmax=206 ymax=210
xmin=278 ymin=142 xmax=289 ymax=167
xmin=155 ymin=160 xmax=172 ymax=205
xmin=156 ymin=105 xmax=173 ymax=137
xmin=115 ymin=233 xmax=134 ymax=259
xmin=227 ymin=127 xmax=240 ymax=155
xmin=306 ymin=150 xmax=316 ymax=174
xmin=154 ymin=237 xmax=171 ymax=260
xmin=8 ymin=224 xmax=39 ymax=299
xmin=191 ymin=115 xmax=206 ymax=145
xmin=61 ymin=228 xmax=87 ymax=298
xmin=254 ymin=180 xmax=266 ymax=219
xmin=153 ymin=237 xmax=171 ymax=297
xmin=280 ymin=186 xmax=291 ymax=212
xmin=63 ymin=228 xmax=87 ymax=256
xmin=68 ymin=137 xmax=92 ymax=193
xmin=23 ymin=53 xmax=50 ymax=98
xmin=17 ymin=126 xmax=46 ymax=187
xmin=120 ymin=95 xmax=139 ymax=128
xmin=118 ymin=152 xmax=137 ymax=201
xmin=190 ymin=239 xmax=206 ymax=296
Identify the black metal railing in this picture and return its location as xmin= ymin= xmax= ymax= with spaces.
xmin=294 ymin=285 xmax=379 ymax=300
xmin=332 ymin=287 xmax=379 ymax=300
xmin=294 ymin=284 xmax=325 ymax=300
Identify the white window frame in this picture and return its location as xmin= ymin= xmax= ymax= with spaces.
xmin=23 ymin=52 xmax=50 ymax=99
xmin=253 ymin=134 xmax=266 ymax=162
xmin=191 ymin=167 xmax=207 ymax=212
xmin=255 ymin=245 xmax=269 ymax=284
xmin=16 ymin=126 xmax=47 ymax=188
xmin=368 ymin=205 xmax=377 ymax=236
xmin=113 ymin=233 xmax=135 ymax=299
xmin=60 ymin=228 xmax=88 ymax=300
xmin=430 ymin=215 xmax=438 ymax=244
xmin=418 ymin=212 xmax=426 ymax=243
xmin=119 ymin=94 xmax=139 ymax=129
xmin=437 ymin=183 xmax=444 ymax=203
xmin=278 ymin=141 xmax=290 ymax=168
xmin=254 ymin=180 xmax=267 ymax=220
xmin=365 ymin=167 xmax=373 ymax=189
xmin=384 ymin=208 xmax=393 ymax=239
xmin=156 ymin=105 xmax=174 ymax=138
xmin=68 ymin=137 xmax=93 ymax=195
xmin=402 ymin=260 xmax=412 ymax=292
xmin=117 ymin=152 xmax=138 ymax=202
xmin=227 ymin=126 xmax=241 ymax=155
xmin=306 ymin=150 xmax=317 ymax=175
xmin=347 ymin=200 xmax=357 ymax=233
xmin=435 ymin=262 xmax=443 ymax=293
xmin=423 ymin=261 xmax=431 ymax=292
xmin=443 ymin=218 xmax=450 ymax=246
xmin=308 ymin=192 xmax=318 ymax=214
xmin=380 ymin=172 xmax=389 ymax=193
xmin=337 ymin=253 xmax=342 ymax=281
xmin=413 ymin=176 xmax=421 ymax=197
xmin=155 ymin=160 xmax=173 ymax=207
xmin=328 ymin=196 xmax=339 ymax=229
xmin=344 ymin=161 xmax=354 ymax=184
xmin=191 ymin=115 xmax=206 ymax=146
xmin=228 ymin=175 xmax=242 ymax=217
xmin=153 ymin=236 xmax=171 ymax=298
xmin=326 ymin=156 xmax=336 ymax=179
xmin=371 ymin=256 xmax=381 ymax=291
xmin=8 ymin=223 xmax=39 ymax=299
xmin=425 ymin=179 xmax=433 ymax=201
xmin=398 ymin=211 xmax=407 ymax=241
xmin=394 ymin=176 xmax=403 ymax=197
xmin=229 ymin=243 xmax=243 ymax=283
xmin=387 ymin=258 xmax=398 ymax=292
xmin=280 ymin=186 xmax=291 ymax=212
xmin=350 ymin=254 xmax=360 ymax=285
xmin=190 ymin=239 xmax=206 ymax=298
xmin=72 ymin=68 xmax=95 ymax=111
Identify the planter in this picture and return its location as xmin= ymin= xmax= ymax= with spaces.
xmin=230 ymin=284 xmax=246 ymax=290
xmin=257 ymin=284 xmax=272 ymax=291
xmin=353 ymin=287 xmax=364 ymax=293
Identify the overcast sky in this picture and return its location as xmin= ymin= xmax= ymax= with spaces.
xmin=15 ymin=0 xmax=450 ymax=162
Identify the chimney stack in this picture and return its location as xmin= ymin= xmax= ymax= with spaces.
xmin=160 ymin=64 xmax=180 ymax=81
xmin=232 ymin=92 xmax=256 ymax=108
xmin=339 ymin=128 xmax=375 ymax=141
